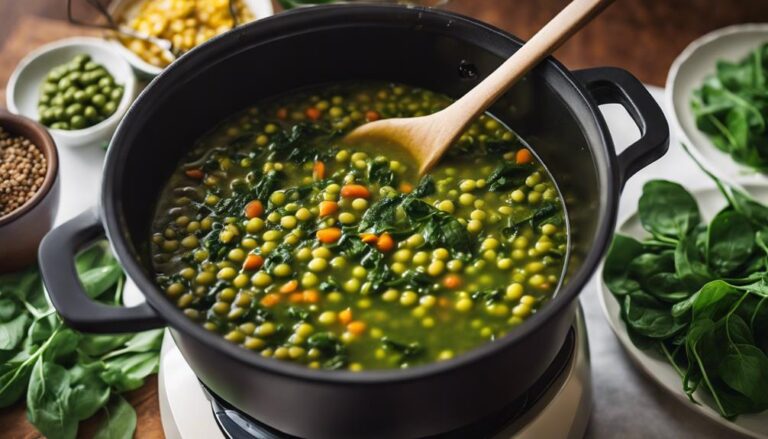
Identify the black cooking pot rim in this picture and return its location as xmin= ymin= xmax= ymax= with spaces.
xmin=104 ymin=4 xmax=618 ymax=384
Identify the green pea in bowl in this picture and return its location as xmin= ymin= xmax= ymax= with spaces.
xmin=6 ymin=37 xmax=137 ymax=148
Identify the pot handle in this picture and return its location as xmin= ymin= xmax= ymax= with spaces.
xmin=39 ymin=207 xmax=164 ymax=333
xmin=573 ymin=67 xmax=669 ymax=188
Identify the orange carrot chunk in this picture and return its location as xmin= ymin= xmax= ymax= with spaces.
xmin=313 ymin=161 xmax=325 ymax=180
xmin=340 ymin=184 xmax=370 ymax=199
xmin=303 ymin=290 xmax=320 ymax=304
xmin=347 ymin=321 xmax=367 ymax=335
xmin=360 ymin=233 xmax=378 ymax=244
xmin=289 ymin=292 xmax=304 ymax=304
xmin=244 ymin=200 xmax=264 ymax=219
xmin=443 ymin=274 xmax=462 ymax=289
xmin=276 ymin=107 xmax=288 ymax=120
xmin=185 ymin=168 xmax=204 ymax=179
xmin=319 ymin=201 xmax=338 ymax=217
xmin=338 ymin=308 xmax=353 ymax=325
xmin=260 ymin=293 xmax=280 ymax=307
xmin=399 ymin=182 xmax=413 ymax=193
xmin=242 ymin=254 xmax=264 ymax=271
xmin=279 ymin=280 xmax=299 ymax=294
xmin=376 ymin=233 xmax=395 ymax=252
xmin=365 ymin=110 xmax=380 ymax=122
xmin=316 ymin=227 xmax=342 ymax=243
xmin=306 ymin=107 xmax=321 ymax=121
xmin=515 ymin=148 xmax=533 ymax=165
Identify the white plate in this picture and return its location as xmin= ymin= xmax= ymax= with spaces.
xmin=598 ymin=183 xmax=768 ymax=439
xmin=106 ymin=0 xmax=274 ymax=79
xmin=666 ymin=24 xmax=768 ymax=185
xmin=6 ymin=37 xmax=137 ymax=148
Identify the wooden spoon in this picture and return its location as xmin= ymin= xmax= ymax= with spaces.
xmin=345 ymin=0 xmax=615 ymax=175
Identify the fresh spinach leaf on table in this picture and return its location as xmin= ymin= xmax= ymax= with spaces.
xmin=0 ymin=241 xmax=164 ymax=439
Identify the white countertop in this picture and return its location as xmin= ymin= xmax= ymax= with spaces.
xmin=52 ymin=86 xmax=744 ymax=438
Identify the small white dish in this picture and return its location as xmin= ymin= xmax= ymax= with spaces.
xmin=598 ymin=183 xmax=768 ymax=439
xmin=6 ymin=37 xmax=137 ymax=149
xmin=106 ymin=0 xmax=274 ymax=79
xmin=666 ymin=23 xmax=768 ymax=185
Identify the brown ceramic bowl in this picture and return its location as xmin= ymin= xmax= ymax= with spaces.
xmin=0 ymin=109 xmax=59 ymax=273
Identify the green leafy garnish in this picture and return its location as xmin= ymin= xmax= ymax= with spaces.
xmin=0 ymin=242 xmax=163 ymax=439
xmin=691 ymin=43 xmax=768 ymax=171
xmin=604 ymin=174 xmax=768 ymax=419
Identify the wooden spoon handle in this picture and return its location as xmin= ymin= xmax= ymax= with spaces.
xmin=444 ymin=0 xmax=615 ymax=125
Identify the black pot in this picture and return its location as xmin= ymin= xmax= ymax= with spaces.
xmin=39 ymin=5 xmax=668 ymax=438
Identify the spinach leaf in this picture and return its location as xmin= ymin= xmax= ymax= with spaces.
xmin=623 ymin=291 xmax=686 ymax=339
xmin=411 ymin=175 xmax=435 ymax=198
xmin=307 ymin=332 xmax=347 ymax=370
xmin=27 ymin=358 xmax=78 ymax=439
xmin=0 ymin=312 xmax=30 ymax=351
xmin=675 ymin=230 xmax=712 ymax=289
xmin=486 ymin=162 xmax=531 ymax=192
xmin=707 ymin=209 xmax=754 ymax=276
xmin=286 ymin=306 xmax=310 ymax=321
xmin=358 ymin=195 xmax=403 ymax=233
xmin=380 ymin=337 xmax=424 ymax=363
xmin=639 ymin=180 xmax=700 ymax=239
xmin=691 ymin=43 xmax=768 ymax=171
xmin=100 ymin=351 xmax=160 ymax=392
xmin=94 ymin=395 xmax=137 ymax=439
xmin=80 ymin=265 xmax=123 ymax=299
xmin=471 ymin=288 xmax=504 ymax=306
xmin=368 ymin=160 xmax=396 ymax=187
xmin=66 ymin=361 xmax=111 ymax=421
xmin=603 ymin=235 xmax=644 ymax=296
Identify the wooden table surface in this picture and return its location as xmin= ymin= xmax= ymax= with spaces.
xmin=2 ymin=1 xmax=768 ymax=437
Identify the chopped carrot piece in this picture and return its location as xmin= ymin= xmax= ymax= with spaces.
xmin=313 ymin=161 xmax=325 ymax=180
xmin=360 ymin=233 xmax=378 ymax=244
xmin=306 ymin=107 xmax=321 ymax=121
xmin=319 ymin=201 xmax=338 ymax=217
xmin=376 ymin=233 xmax=395 ymax=252
xmin=399 ymin=182 xmax=413 ymax=193
xmin=244 ymin=200 xmax=264 ymax=218
xmin=289 ymin=292 xmax=304 ymax=304
xmin=338 ymin=308 xmax=353 ymax=325
xmin=276 ymin=107 xmax=288 ymax=120
xmin=365 ymin=110 xmax=380 ymax=122
xmin=438 ymin=297 xmax=450 ymax=308
xmin=260 ymin=293 xmax=280 ymax=307
xmin=347 ymin=321 xmax=367 ymax=335
xmin=280 ymin=280 xmax=299 ymax=294
xmin=242 ymin=254 xmax=264 ymax=271
xmin=443 ymin=274 xmax=462 ymax=289
xmin=316 ymin=227 xmax=342 ymax=244
xmin=340 ymin=184 xmax=370 ymax=199
xmin=515 ymin=148 xmax=533 ymax=165
xmin=303 ymin=289 xmax=320 ymax=303
xmin=185 ymin=168 xmax=204 ymax=179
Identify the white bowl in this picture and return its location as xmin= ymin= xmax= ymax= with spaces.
xmin=106 ymin=0 xmax=274 ymax=79
xmin=598 ymin=183 xmax=768 ymax=439
xmin=6 ymin=37 xmax=137 ymax=149
xmin=666 ymin=23 xmax=768 ymax=184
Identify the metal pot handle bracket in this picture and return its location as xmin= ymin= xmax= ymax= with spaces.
xmin=39 ymin=207 xmax=164 ymax=333
xmin=572 ymin=67 xmax=670 ymax=188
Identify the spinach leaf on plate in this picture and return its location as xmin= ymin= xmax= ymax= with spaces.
xmin=605 ymin=177 xmax=768 ymax=419
xmin=639 ymin=180 xmax=700 ymax=239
